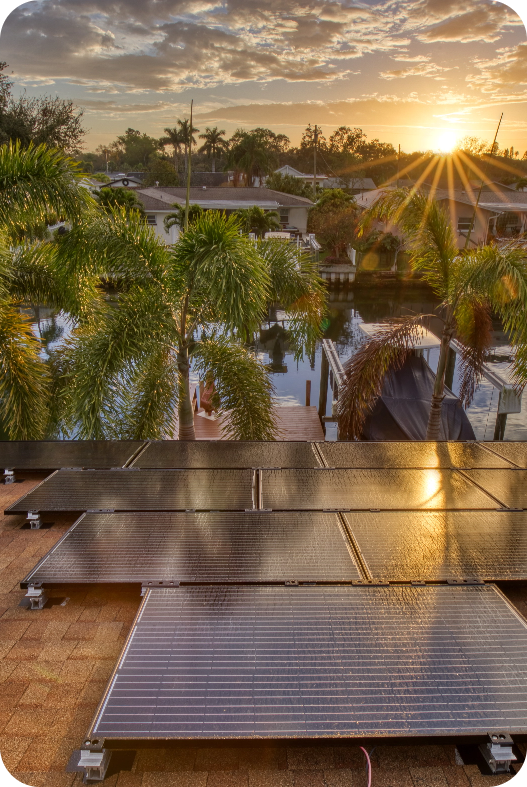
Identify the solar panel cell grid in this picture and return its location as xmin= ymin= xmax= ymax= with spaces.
xmin=6 ymin=469 xmax=254 ymax=513
xmin=23 ymin=511 xmax=361 ymax=584
xmin=90 ymin=585 xmax=527 ymax=740
xmin=262 ymin=469 xmax=497 ymax=510
xmin=132 ymin=441 xmax=321 ymax=468
xmin=317 ymin=442 xmax=513 ymax=468
xmin=482 ymin=442 xmax=527 ymax=468
xmin=0 ymin=440 xmax=145 ymax=470
xmin=462 ymin=469 xmax=527 ymax=510
xmin=343 ymin=510 xmax=527 ymax=581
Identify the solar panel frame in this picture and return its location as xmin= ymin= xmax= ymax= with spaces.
xmin=132 ymin=441 xmax=322 ymax=468
xmin=5 ymin=468 xmax=255 ymax=513
xmin=0 ymin=440 xmax=146 ymax=470
xmin=316 ymin=441 xmax=514 ymax=469
xmin=343 ymin=510 xmax=527 ymax=581
xmin=21 ymin=511 xmax=362 ymax=586
xmin=261 ymin=468 xmax=499 ymax=510
xmin=87 ymin=584 xmax=527 ymax=742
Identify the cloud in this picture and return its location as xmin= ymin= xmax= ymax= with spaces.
xmin=415 ymin=1 xmax=523 ymax=43
xmin=380 ymin=62 xmax=453 ymax=80
xmin=469 ymin=43 xmax=527 ymax=91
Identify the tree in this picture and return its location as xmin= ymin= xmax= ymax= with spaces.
xmin=0 ymin=141 xmax=95 ymax=439
xmin=338 ymin=188 xmax=527 ymax=440
xmin=94 ymin=187 xmax=145 ymax=217
xmin=54 ymin=210 xmax=325 ymax=441
xmin=307 ymin=189 xmax=358 ymax=259
xmin=111 ymin=128 xmax=162 ymax=169
xmin=143 ymin=158 xmax=179 ymax=187
xmin=328 ymin=126 xmax=366 ymax=153
xmin=198 ymin=127 xmax=227 ymax=172
xmin=233 ymin=206 xmax=280 ymax=237
xmin=163 ymin=204 xmax=204 ymax=233
xmin=265 ymin=172 xmax=313 ymax=198
xmin=177 ymin=118 xmax=199 ymax=172
xmin=227 ymin=131 xmax=277 ymax=186
xmin=162 ymin=126 xmax=185 ymax=172
xmin=0 ymin=64 xmax=85 ymax=154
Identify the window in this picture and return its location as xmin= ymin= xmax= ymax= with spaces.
xmin=457 ymin=216 xmax=472 ymax=231
xmin=279 ymin=208 xmax=289 ymax=224
xmin=146 ymin=214 xmax=157 ymax=225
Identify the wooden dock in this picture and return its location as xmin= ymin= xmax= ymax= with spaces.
xmin=183 ymin=405 xmax=324 ymax=441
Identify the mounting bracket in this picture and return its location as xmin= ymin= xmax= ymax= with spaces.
xmin=79 ymin=747 xmax=111 ymax=783
xmin=26 ymin=584 xmax=48 ymax=610
xmin=26 ymin=512 xmax=42 ymax=529
xmin=479 ymin=732 xmax=517 ymax=774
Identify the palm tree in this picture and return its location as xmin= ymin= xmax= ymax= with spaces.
xmin=162 ymin=127 xmax=185 ymax=172
xmin=0 ymin=141 xmax=95 ymax=439
xmin=338 ymin=188 xmax=527 ymax=440
xmin=233 ymin=206 xmax=281 ymax=237
xmin=177 ymin=118 xmax=199 ymax=173
xmin=55 ymin=210 xmax=325 ymax=441
xmin=199 ymin=127 xmax=227 ymax=173
xmin=226 ymin=132 xmax=275 ymax=187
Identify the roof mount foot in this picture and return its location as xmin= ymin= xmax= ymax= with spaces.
xmin=79 ymin=748 xmax=111 ymax=783
xmin=479 ymin=732 xmax=517 ymax=774
xmin=26 ymin=512 xmax=42 ymax=529
xmin=26 ymin=584 xmax=48 ymax=610
xmin=3 ymin=469 xmax=15 ymax=484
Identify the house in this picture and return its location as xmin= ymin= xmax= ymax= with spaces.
xmin=134 ymin=187 xmax=314 ymax=244
xmin=323 ymin=176 xmax=376 ymax=194
xmin=107 ymin=176 xmax=143 ymax=188
xmin=355 ymin=185 xmax=527 ymax=249
xmin=271 ymin=165 xmax=328 ymax=187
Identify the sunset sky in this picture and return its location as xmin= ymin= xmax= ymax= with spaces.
xmin=0 ymin=0 xmax=526 ymax=153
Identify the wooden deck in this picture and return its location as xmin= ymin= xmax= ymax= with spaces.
xmin=188 ymin=406 xmax=325 ymax=441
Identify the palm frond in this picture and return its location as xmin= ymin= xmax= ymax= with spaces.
xmin=0 ymin=141 xmax=94 ymax=239
xmin=257 ymin=239 xmax=326 ymax=358
xmin=454 ymin=298 xmax=492 ymax=407
xmin=458 ymin=243 xmax=527 ymax=392
xmin=55 ymin=206 xmax=172 ymax=285
xmin=360 ymin=188 xmax=458 ymax=296
xmin=338 ymin=316 xmax=426 ymax=440
xmin=61 ymin=287 xmax=175 ymax=438
xmin=120 ymin=348 xmax=179 ymax=440
xmin=194 ymin=335 xmax=276 ymax=440
xmin=0 ymin=305 xmax=50 ymax=439
xmin=171 ymin=211 xmax=270 ymax=336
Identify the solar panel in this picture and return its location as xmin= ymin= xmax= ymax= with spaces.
xmin=343 ymin=510 xmax=527 ymax=581
xmin=261 ymin=469 xmax=496 ymax=510
xmin=462 ymin=469 xmax=527 ymax=509
xmin=132 ymin=441 xmax=321 ymax=468
xmin=5 ymin=469 xmax=254 ymax=513
xmin=22 ymin=511 xmax=361 ymax=585
xmin=88 ymin=584 xmax=527 ymax=741
xmin=0 ymin=441 xmax=145 ymax=470
xmin=482 ymin=442 xmax=527 ymax=468
xmin=317 ymin=441 xmax=512 ymax=468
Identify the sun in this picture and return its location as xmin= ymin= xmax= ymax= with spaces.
xmin=434 ymin=130 xmax=458 ymax=153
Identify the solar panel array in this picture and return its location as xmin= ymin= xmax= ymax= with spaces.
xmin=0 ymin=440 xmax=144 ymax=470
xmin=90 ymin=584 xmax=527 ymax=740
xmin=9 ymin=439 xmax=527 ymax=748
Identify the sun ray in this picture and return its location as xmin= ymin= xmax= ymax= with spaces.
xmin=456 ymin=150 xmax=512 ymax=205
xmin=452 ymin=153 xmax=479 ymax=204
xmin=382 ymin=153 xmax=432 ymax=188
xmin=340 ymin=153 xmax=399 ymax=177
xmin=446 ymin=155 xmax=459 ymax=233
xmin=418 ymin=156 xmax=445 ymax=233
xmin=391 ymin=156 xmax=441 ymax=227
xmin=481 ymin=154 xmax=526 ymax=178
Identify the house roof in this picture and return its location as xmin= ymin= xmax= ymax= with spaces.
xmin=275 ymin=165 xmax=327 ymax=180
xmin=323 ymin=177 xmax=376 ymax=190
xmin=136 ymin=187 xmax=314 ymax=211
xmin=355 ymin=186 xmax=527 ymax=215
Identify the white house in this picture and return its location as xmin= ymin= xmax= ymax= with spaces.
xmin=134 ymin=187 xmax=314 ymax=244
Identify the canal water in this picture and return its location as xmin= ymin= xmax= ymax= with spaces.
xmin=29 ymin=282 xmax=527 ymax=442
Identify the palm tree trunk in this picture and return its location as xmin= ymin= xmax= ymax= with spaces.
xmin=425 ymin=327 xmax=452 ymax=440
xmin=177 ymin=344 xmax=196 ymax=440
xmin=212 ymin=155 xmax=216 ymax=173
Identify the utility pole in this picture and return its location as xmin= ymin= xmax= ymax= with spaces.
xmin=464 ymin=113 xmax=503 ymax=250
xmin=184 ymin=100 xmax=193 ymax=232
xmin=396 ymin=144 xmax=400 ymax=188
xmin=313 ymin=124 xmax=318 ymax=199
